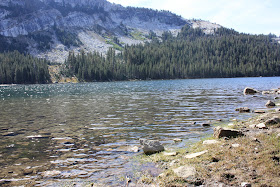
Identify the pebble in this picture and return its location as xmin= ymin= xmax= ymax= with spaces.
xmin=163 ymin=152 xmax=178 ymax=156
xmin=232 ymin=144 xmax=240 ymax=148
xmin=173 ymin=138 xmax=182 ymax=142
xmin=241 ymin=182 xmax=251 ymax=187
xmin=203 ymin=140 xmax=219 ymax=145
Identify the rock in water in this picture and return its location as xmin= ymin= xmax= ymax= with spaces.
xmin=140 ymin=139 xmax=164 ymax=155
xmin=265 ymin=100 xmax=276 ymax=107
xmin=243 ymin=87 xmax=258 ymax=95
xmin=235 ymin=107 xmax=250 ymax=113
xmin=214 ymin=127 xmax=244 ymax=139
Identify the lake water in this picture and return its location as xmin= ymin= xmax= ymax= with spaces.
xmin=0 ymin=77 xmax=280 ymax=186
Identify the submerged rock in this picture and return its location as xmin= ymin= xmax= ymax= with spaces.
xmin=243 ymin=87 xmax=258 ymax=95
xmin=214 ymin=127 xmax=244 ymax=139
xmin=140 ymin=139 xmax=164 ymax=155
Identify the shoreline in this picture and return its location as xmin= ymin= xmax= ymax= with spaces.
xmin=136 ymin=88 xmax=280 ymax=187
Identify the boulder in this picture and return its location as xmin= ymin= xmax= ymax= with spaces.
xmin=264 ymin=117 xmax=280 ymax=126
xmin=214 ymin=127 xmax=244 ymax=139
xmin=265 ymin=100 xmax=276 ymax=107
xmin=235 ymin=107 xmax=250 ymax=113
xmin=243 ymin=87 xmax=258 ymax=95
xmin=140 ymin=139 xmax=164 ymax=155
xmin=173 ymin=165 xmax=196 ymax=178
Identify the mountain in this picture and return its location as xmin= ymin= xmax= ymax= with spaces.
xmin=0 ymin=0 xmax=220 ymax=63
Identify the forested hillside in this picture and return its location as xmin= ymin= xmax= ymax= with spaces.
xmin=0 ymin=51 xmax=50 ymax=84
xmin=64 ymin=26 xmax=280 ymax=81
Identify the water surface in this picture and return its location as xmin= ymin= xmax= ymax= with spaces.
xmin=0 ymin=77 xmax=279 ymax=186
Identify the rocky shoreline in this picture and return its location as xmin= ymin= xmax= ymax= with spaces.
xmin=136 ymin=87 xmax=280 ymax=187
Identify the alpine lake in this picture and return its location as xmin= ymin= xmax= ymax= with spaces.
xmin=1 ymin=77 xmax=280 ymax=186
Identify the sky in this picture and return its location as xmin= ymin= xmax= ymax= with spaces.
xmin=108 ymin=0 xmax=280 ymax=36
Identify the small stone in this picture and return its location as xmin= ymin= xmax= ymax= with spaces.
xmin=140 ymin=139 xmax=164 ymax=155
xmin=266 ymin=100 xmax=276 ymax=107
xmin=163 ymin=152 xmax=178 ymax=156
xmin=262 ymin=91 xmax=272 ymax=95
xmin=203 ymin=140 xmax=219 ymax=145
xmin=235 ymin=107 xmax=250 ymax=113
xmin=128 ymin=146 xmax=139 ymax=153
xmin=201 ymin=123 xmax=211 ymax=127
xmin=228 ymin=123 xmax=234 ymax=126
xmin=2 ymin=132 xmax=17 ymax=136
xmin=254 ymin=110 xmax=266 ymax=114
xmin=275 ymin=108 xmax=280 ymax=112
xmin=42 ymin=170 xmax=61 ymax=178
xmin=249 ymin=124 xmax=256 ymax=128
xmin=173 ymin=166 xmax=196 ymax=178
xmin=185 ymin=150 xmax=208 ymax=159
xmin=23 ymin=169 xmax=33 ymax=175
xmin=241 ymin=182 xmax=251 ymax=187
xmin=244 ymin=87 xmax=258 ymax=95
xmin=214 ymin=127 xmax=244 ymax=139
xmin=256 ymin=123 xmax=267 ymax=129
xmin=232 ymin=144 xmax=240 ymax=148
xmin=173 ymin=138 xmax=182 ymax=142
xmin=26 ymin=135 xmax=50 ymax=139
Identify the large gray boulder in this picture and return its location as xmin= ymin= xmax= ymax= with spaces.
xmin=214 ymin=127 xmax=244 ymax=139
xmin=243 ymin=87 xmax=258 ymax=95
xmin=140 ymin=139 xmax=164 ymax=155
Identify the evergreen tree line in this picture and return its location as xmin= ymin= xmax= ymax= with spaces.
xmin=65 ymin=26 xmax=280 ymax=81
xmin=0 ymin=51 xmax=50 ymax=84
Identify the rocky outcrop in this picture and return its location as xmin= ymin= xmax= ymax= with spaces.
xmin=0 ymin=0 xmax=220 ymax=63
xmin=140 ymin=139 xmax=164 ymax=155
xmin=214 ymin=126 xmax=244 ymax=139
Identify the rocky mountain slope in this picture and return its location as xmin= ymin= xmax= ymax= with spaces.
xmin=0 ymin=0 xmax=221 ymax=63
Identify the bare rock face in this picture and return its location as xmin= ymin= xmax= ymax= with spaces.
xmin=265 ymin=100 xmax=276 ymax=107
xmin=140 ymin=139 xmax=164 ymax=155
xmin=243 ymin=87 xmax=258 ymax=95
xmin=214 ymin=127 xmax=244 ymax=139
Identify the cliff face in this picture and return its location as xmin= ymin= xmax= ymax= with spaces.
xmin=0 ymin=0 xmax=220 ymax=62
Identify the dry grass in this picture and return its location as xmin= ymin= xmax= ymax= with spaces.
xmin=139 ymin=112 xmax=280 ymax=186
